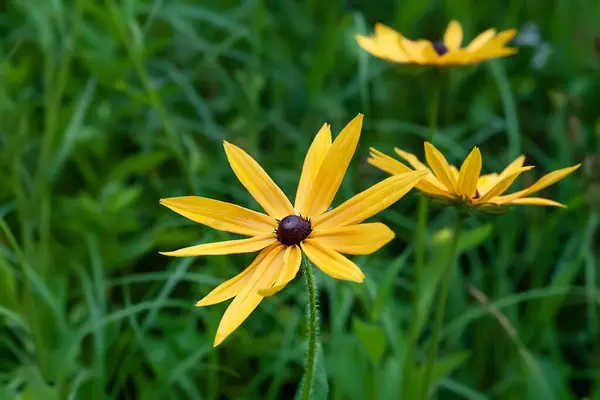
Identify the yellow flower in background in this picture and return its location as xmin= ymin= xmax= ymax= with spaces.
xmin=160 ymin=114 xmax=427 ymax=346
xmin=368 ymin=142 xmax=580 ymax=210
xmin=356 ymin=21 xmax=517 ymax=65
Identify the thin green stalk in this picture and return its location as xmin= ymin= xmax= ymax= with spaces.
xmin=403 ymin=69 xmax=441 ymax=391
xmin=301 ymin=255 xmax=318 ymax=400
xmin=420 ymin=215 xmax=465 ymax=400
xmin=0 ymin=218 xmax=44 ymax=366
xmin=105 ymin=0 xmax=194 ymax=193
xmin=36 ymin=0 xmax=85 ymax=274
xmin=444 ymin=69 xmax=454 ymax=126
xmin=427 ymin=71 xmax=442 ymax=143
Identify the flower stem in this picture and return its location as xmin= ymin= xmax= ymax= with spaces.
xmin=427 ymin=70 xmax=442 ymax=143
xmin=301 ymin=255 xmax=318 ymax=400
xmin=403 ymin=68 xmax=441 ymax=392
xmin=419 ymin=215 xmax=465 ymax=400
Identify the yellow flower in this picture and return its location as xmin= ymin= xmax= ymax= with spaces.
xmin=160 ymin=114 xmax=427 ymax=346
xmin=356 ymin=21 xmax=517 ymax=65
xmin=368 ymin=142 xmax=580 ymax=211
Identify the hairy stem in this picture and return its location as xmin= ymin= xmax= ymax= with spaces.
xmin=301 ymin=255 xmax=318 ymax=400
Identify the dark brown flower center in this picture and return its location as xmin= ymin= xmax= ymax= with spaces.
xmin=276 ymin=215 xmax=312 ymax=246
xmin=432 ymin=40 xmax=448 ymax=56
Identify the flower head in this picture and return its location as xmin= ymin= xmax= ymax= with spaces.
xmin=368 ymin=142 xmax=580 ymax=213
xmin=160 ymin=114 xmax=427 ymax=346
xmin=356 ymin=21 xmax=517 ymax=66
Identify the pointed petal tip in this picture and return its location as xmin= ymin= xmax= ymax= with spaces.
xmin=195 ymin=299 xmax=209 ymax=307
xmin=213 ymin=334 xmax=225 ymax=347
xmin=373 ymin=22 xmax=388 ymax=31
xmin=350 ymin=113 xmax=364 ymax=124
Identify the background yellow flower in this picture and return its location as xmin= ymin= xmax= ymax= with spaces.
xmin=369 ymin=143 xmax=580 ymax=209
xmin=356 ymin=21 xmax=517 ymax=65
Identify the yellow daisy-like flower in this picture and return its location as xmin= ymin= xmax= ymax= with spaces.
xmin=368 ymin=142 xmax=580 ymax=211
xmin=160 ymin=114 xmax=427 ymax=346
xmin=356 ymin=21 xmax=517 ymax=65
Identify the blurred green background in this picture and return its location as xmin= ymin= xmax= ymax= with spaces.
xmin=1 ymin=0 xmax=599 ymax=399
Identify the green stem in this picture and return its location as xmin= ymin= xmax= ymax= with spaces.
xmin=301 ymin=255 xmax=318 ymax=400
xmin=427 ymin=70 xmax=441 ymax=143
xmin=420 ymin=215 xmax=465 ymax=400
xmin=444 ymin=69 xmax=454 ymax=126
xmin=402 ymin=68 xmax=441 ymax=391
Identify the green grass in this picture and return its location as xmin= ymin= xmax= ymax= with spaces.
xmin=1 ymin=0 xmax=599 ymax=399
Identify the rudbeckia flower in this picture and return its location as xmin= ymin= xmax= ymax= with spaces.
xmin=356 ymin=21 xmax=517 ymax=65
xmin=161 ymin=114 xmax=427 ymax=346
xmin=368 ymin=142 xmax=580 ymax=211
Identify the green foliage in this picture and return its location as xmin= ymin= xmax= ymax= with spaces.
xmin=1 ymin=0 xmax=598 ymax=399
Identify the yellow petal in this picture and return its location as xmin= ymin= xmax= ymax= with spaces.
xmin=474 ymin=166 xmax=534 ymax=203
xmin=368 ymin=151 xmax=451 ymax=198
xmin=295 ymin=123 xmax=332 ymax=215
xmin=301 ymin=239 xmax=365 ymax=282
xmin=495 ymin=164 xmax=581 ymax=203
xmin=213 ymin=245 xmax=285 ymax=346
xmin=475 ymin=29 xmax=518 ymax=57
xmin=394 ymin=147 xmax=428 ymax=170
xmin=400 ymin=37 xmax=427 ymax=63
xmin=368 ymin=148 xmax=412 ymax=175
xmin=372 ymin=23 xmax=410 ymax=62
xmin=492 ymin=29 xmax=518 ymax=47
xmin=392 ymin=147 xmax=449 ymax=193
xmin=160 ymin=234 xmax=277 ymax=257
xmin=466 ymin=28 xmax=496 ymax=52
xmin=310 ymin=223 xmax=394 ymax=255
xmin=196 ymin=243 xmax=280 ymax=306
xmin=302 ymin=114 xmax=363 ymax=217
xmin=497 ymin=155 xmax=526 ymax=181
xmin=160 ymin=197 xmax=275 ymax=236
xmin=259 ymin=245 xmax=302 ymax=296
xmin=457 ymin=147 xmax=482 ymax=198
xmin=356 ymin=35 xmax=388 ymax=59
xmin=444 ymin=20 xmax=463 ymax=50
xmin=421 ymin=41 xmax=441 ymax=64
xmin=472 ymin=48 xmax=518 ymax=62
xmin=440 ymin=49 xmax=473 ymax=64
xmin=477 ymin=173 xmax=499 ymax=196
xmin=313 ymin=170 xmax=428 ymax=229
xmin=223 ymin=141 xmax=293 ymax=219
xmin=450 ymin=165 xmax=459 ymax=181
xmin=424 ymin=142 xmax=458 ymax=193
xmin=509 ymin=197 xmax=567 ymax=207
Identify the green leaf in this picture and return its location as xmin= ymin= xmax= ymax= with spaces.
xmin=371 ymin=251 xmax=409 ymax=320
xmin=403 ymin=352 xmax=471 ymax=399
xmin=0 ymin=255 xmax=17 ymax=309
xmin=352 ymin=317 xmax=387 ymax=366
xmin=107 ymin=151 xmax=170 ymax=183
xmin=457 ymin=224 xmax=493 ymax=252
xmin=20 ymin=367 xmax=60 ymax=400
xmin=295 ymin=343 xmax=329 ymax=400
